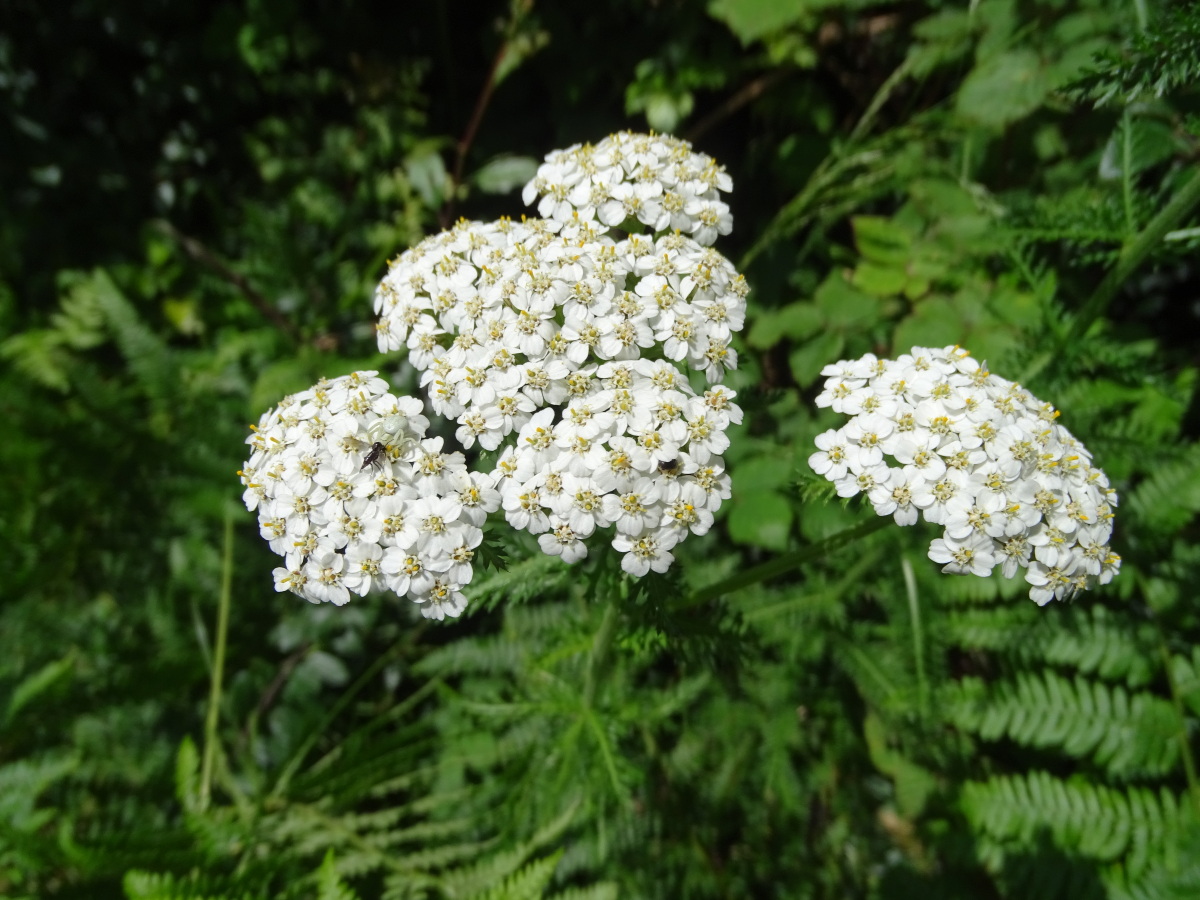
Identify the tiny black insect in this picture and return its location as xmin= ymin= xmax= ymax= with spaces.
xmin=361 ymin=441 xmax=388 ymax=472
xmin=657 ymin=458 xmax=680 ymax=475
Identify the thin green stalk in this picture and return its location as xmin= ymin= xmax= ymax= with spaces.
xmin=740 ymin=55 xmax=914 ymax=269
xmin=1157 ymin=632 xmax=1200 ymax=813
xmin=271 ymin=629 xmax=421 ymax=799
xmin=200 ymin=507 xmax=235 ymax=812
xmin=847 ymin=54 xmax=916 ymax=147
xmin=1077 ymin=166 xmax=1200 ymax=337
xmin=1121 ymin=109 xmax=1135 ymax=235
xmin=901 ymin=557 xmax=930 ymax=720
xmin=684 ymin=515 xmax=891 ymax=607
xmin=1132 ymin=0 xmax=1148 ymax=31
xmin=1021 ymin=165 xmax=1200 ymax=386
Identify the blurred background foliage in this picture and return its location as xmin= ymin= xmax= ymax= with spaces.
xmin=2 ymin=0 xmax=1200 ymax=897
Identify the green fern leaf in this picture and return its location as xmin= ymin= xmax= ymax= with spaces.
xmin=88 ymin=269 xmax=178 ymax=414
xmin=1125 ymin=443 xmax=1200 ymax=535
xmin=962 ymin=772 xmax=1183 ymax=877
xmin=945 ymin=605 xmax=1157 ymax=686
xmin=471 ymin=851 xmax=561 ymax=900
xmin=315 ymin=849 xmax=362 ymax=900
xmin=945 ymin=672 xmax=1181 ymax=777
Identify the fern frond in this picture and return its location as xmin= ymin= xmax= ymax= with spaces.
xmin=1169 ymin=647 xmax=1200 ymax=719
xmin=466 ymin=850 xmax=561 ymax=900
xmin=1125 ymin=442 xmax=1200 ymax=535
xmin=466 ymin=551 xmax=573 ymax=612
xmin=88 ymin=269 xmax=178 ymax=412
xmin=0 ymin=271 xmax=108 ymax=391
xmin=945 ymin=672 xmax=1181 ymax=777
xmin=945 ymin=604 xmax=1157 ymax=686
xmin=961 ymin=772 xmax=1183 ymax=877
xmin=122 ymin=869 xmax=246 ymax=900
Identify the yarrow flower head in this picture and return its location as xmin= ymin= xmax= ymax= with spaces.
xmin=807 ymin=345 xmax=1121 ymax=605
xmin=238 ymin=371 xmax=499 ymax=620
xmin=368 ymin=132 xmax=748 ymax=578
xmin=242 ymin=134 xmax=746 ymax=617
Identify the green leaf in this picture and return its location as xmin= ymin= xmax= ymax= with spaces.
xmin=707 ymin=0 xmax=813 ymax=44
xmin=957 ymin=50 xmax=1048 ymax=128
xmin=728 ymin=490 xmax=792 ymax=550
xmin=472 ymin=155 xmax=539 ymax=196
xmin=316 ymin=849 xmax=362 ymax=900
xmin=175 ymin=737 xmax=201 ymax=814
xmin=852 ymin=262 xmax=909 ymax=297
xmin=864 ymin=711 xmax=936 ymax=817
xmin=789 ymin=331 xmax=844 ymax=386
xmin=746 ymin=303 xmax=824 ymax=348
xmin=853 ymin=216 xmax=913 ymax=265
xmin=4 ymin=652 xmax=75 ymax=728
xmin=733 ymin=455 xmax=795 ymax=492
xmin=814 ymin=273 xmax=880 ymax=329
xmin=405 ymin=144 xmax=449 ymax=210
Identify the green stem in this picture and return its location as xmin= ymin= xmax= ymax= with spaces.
xmin=1121 ymin=110 xmax=1135 ymax=235
xmin=271 ymin=629 xmax=421 ymax=799
xmin=684 ymin=515 xmax=892 ymax=607
xmin=200 ymin=507 xmax=235 ymax=811
xmin=901 ymin=557 xmax=930 ymax=720
xmin=740 ymin=56 xmax=914 ymax=269
xmin=1020 ymin=164 xmax=1200 ymax=387
xmin=1157 ymin=631 xmax=1200 ymax=813
xmin=1077 ymin=166 xmax=1200 ymax=337
xmin=847 ymin=54 xmax=915 ymax=147
xmin=1132 ymin=0 xmax=1148 ymax=31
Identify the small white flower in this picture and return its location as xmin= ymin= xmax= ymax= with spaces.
xmin=928 ymin=534 xmax=996 ymax=577
xmin=538 ymin=518 xmax=591 ymax=563
xmin=613 ymin=531 xmax=678 ymax=576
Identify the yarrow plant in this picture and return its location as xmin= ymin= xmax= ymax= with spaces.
xmin=241 ymin=132 xmax=748 ymax=616
xmin=808 ymin=345 xmax=1121 ymax=605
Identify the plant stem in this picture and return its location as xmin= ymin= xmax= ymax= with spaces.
xmin=271 ymin=627 xmax=422 ymax=799
xmin=740 ymin=55 xmax=914 ymax=270
xmin=1077 ymin=166 xmax=1200 ymax=336
xmin=1157 ymin=631 xmax=1200 ymax=813
xmin=200 ymin=507 xmax=235 ymax=811
xmin=1021 ymin=165 xmax=1200 ymax=386
xmin=684 ymin=515 xmax=892 ymax=607
xmin=902 ymin=557 xmax=930 ymax=720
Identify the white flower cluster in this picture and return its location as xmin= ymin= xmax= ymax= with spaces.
xmin=808 ymin=346 xmax=1121 ymax=605
xmin=373 ymin=214 xmax=747 ymax=442
xmin=521 ymin=130 xmax=733 ymax=246
xmin=369 ymin=132 xmax=747 ymax=577
xmin=238 ymin=372 xmax=500 ymax=620
xmin=242 ymin=134 xmax=746 ymax=617
xmin=493 ymin=363 xmax=739 ymax=575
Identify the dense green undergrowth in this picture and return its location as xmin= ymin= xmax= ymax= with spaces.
xmin=2 ymin=1 xmax=1199 ymax=897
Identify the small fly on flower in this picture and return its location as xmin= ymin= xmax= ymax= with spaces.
xmin=657 ymin=458 xmax=681 ymax=476
xmin=361 ymin=441 xmax=388 ymax=472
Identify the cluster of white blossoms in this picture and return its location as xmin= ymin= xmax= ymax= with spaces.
xmin=521 ymin=130 xmax=733 ymax=246
xmin=493 ymin=362 xmax=739 ymax=575
xmin=369 ymin=132 xmax=747 ymax=578
xmin=808 ymin=346 xmax=1121 ymax=605
xmin=243 ymin=133 xmax=747 ymax=617
xmin=238 ymin=372 xmax=500 ymax=620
